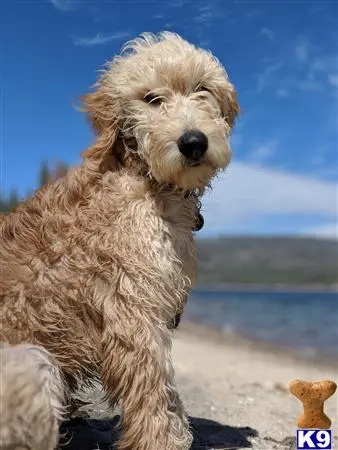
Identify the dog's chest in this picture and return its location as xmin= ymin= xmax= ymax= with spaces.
xmin=150 ymin=223 xmax=196 ymax=287
xmin=92 ymin=182 xmax=197 ymax=293
xmin=82 ymin=175 xmax=198 ymax=304
xmin=125 ymin=200 xmax=197 ymax=289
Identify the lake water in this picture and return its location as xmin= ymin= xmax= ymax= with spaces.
xmin=184 ymin=287 xmax=338 ymax=358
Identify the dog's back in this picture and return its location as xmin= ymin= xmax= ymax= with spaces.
xmin=0 ymin=343 xmax=65 ymax=450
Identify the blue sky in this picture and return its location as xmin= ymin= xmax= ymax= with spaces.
xmin=1 ymin=0 xmax=337 ymax=237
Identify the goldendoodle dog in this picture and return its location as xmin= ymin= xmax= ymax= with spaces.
xmin=0 ymin=32 xmax=239 ymax=450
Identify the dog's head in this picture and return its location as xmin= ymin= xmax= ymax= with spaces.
xmin=82 ymin=32 xmax=239 ymax=191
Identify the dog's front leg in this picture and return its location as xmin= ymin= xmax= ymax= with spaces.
xmin=101 ymin=314 xmax=192 ymax=450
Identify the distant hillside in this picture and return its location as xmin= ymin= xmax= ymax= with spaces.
xmin=196 ymin=236 xmax=338 ymax=286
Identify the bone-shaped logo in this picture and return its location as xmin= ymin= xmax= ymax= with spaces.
xmin=289 ymin=379 xmax=337 ymax=429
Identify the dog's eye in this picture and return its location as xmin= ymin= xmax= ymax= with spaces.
xmin=195 ymin=85 xmax=211 ymax=94
xmin=144 ymin=92 xmax=163 ymax=106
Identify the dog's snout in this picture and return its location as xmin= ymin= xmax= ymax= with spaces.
xmin=177 ymin=130 xmax=208 ymax=162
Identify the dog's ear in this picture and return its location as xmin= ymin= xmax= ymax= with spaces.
xmin=80 ymin=88 xmax=120 ymax=169
xmin=216 ymin=81 xmax=240 ymax=130
xmin=226 ymin=88 xmax=240 ymax=129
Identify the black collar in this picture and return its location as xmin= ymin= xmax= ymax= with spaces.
xmin=183 ymin=190 xmax=204 ymax=232
xmin=194 ymin=211 xmax=204 ymax=232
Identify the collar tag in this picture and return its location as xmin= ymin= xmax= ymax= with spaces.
xmin=193 ymin=212 xmax=204 ymax=232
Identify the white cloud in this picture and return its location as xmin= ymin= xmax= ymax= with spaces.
xmin=296 ymin=78 xmax=323 ymax=91
xmin=276 ymin=88 xmax=289 ymax=97
xmin=194 ymin=3 xmax=223 ymax=24
xmin=256 ymin=61 xmax=283 ymax=93
xmin=303 ymin=223 xmax=338 ymax=240
xmin=311 ymin=155 xmax=325 ymax=167
xmin=294 ymin=37 xmax=310 ymax=62
xmin=169 ymin=0 xmax=186 ymax=7
xmin=328 ymin=74 xmax=338 ymax=87
xmin=73 ymin=32 xmax=130 ymax=47
xmin=311 ymin=55 xmax=338 ymax=73
xmin=292 ymin=71 xmax=324 ymax=93
xmin=194 ymin=5 xmax=213 ymax=23
xmin=245 ymin=9 xmax=261 ymax=20
xmin=50 ymin=0 xmax=74 ymax=11
xmin=248 ymin=141 xmax=277 ymax=165
xmin=257 ymin=40 xmax=336 ymax=96
xmin=261 ymin=27 xmax=275 ymax=41
xmin=202 ymin=162 xmax=338 ymax=235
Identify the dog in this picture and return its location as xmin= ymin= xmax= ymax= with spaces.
xmin=0 ymin=343 xmax=65 ymax=450
xmin=0 ymin=32 xmax=239 ymax=450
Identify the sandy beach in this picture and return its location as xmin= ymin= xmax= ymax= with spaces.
xmin=61 ymin=322 xmax=337 ymax=449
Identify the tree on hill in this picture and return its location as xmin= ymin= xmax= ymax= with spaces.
xmin=39 ymin=161 xmax=50 ymax=187
xmin=49 ymin=162 xmax=68 ymax=183
xmin=0 ymin=161 xmax=68 ymax=213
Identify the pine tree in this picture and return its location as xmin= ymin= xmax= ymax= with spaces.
xmin=39 ymin=161 xmax=50 ymax=187
xmin=51 ymin=162 xmax=68 ymax=182
xmin=0 ymin=191 xmax=8 ymax=212
xmin=0 ymin=160 xmax=69 ymax=213
xmin=8 ymin=189 xmax=19 ymax=210
xmin=0 ymin=189 xmax=20 ymax=212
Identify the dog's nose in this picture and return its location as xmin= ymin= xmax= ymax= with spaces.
xmin=177 ymin=130 xmax=208 ymax=162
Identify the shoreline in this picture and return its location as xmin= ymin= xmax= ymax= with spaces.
xmin=195 ymin=282 xmax=338 ymax=293
xmin=179 ymin=320 xmax=338 ymax=369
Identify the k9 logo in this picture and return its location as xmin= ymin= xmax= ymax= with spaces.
xmin=296 ymin=430 xmax=332 ymax=449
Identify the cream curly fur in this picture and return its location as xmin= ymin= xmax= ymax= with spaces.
xmin=0 ymin=343 xmax=66 ymax=449
xmin=0 ymin=32 xmax=239 ymax=450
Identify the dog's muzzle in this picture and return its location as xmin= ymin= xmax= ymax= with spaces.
xmin=177 ymin=130 xmax=208 ymax=164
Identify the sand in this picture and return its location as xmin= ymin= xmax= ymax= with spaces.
xmin=60 ymin=322 xmax=337 ymax=449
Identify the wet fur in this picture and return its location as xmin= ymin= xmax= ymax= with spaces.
xmin=0 ymin=32 xmax=239 ymax=450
